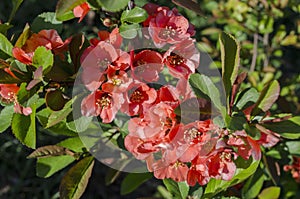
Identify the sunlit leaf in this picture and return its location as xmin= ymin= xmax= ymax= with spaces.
xmin=121 ymin=7 xmax=148 ymax=24
xmin=163 ymin=179 xmax=189 ymax=199
xmin=0 ymin=105 xmax=14 ymax=133
xmin=27 ymin=145 xmax=74 ymax=158
xmin=56 ymin=0 xmax=86 ymax=21
xmin=0 ymin=33 xmax=13 ymax=56
xmin=258 ymin=186 xmax=280 ymax=199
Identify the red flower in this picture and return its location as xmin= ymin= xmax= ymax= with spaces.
xmin=102 ymin=70 xmax=133 ymax=93
xmin=73 ymin=2 xmax=90 ymax=23
xmin=121 ymin=82 xmax=157 ymax=116
xmin=131 ymin=50 xmax=164 ymax=83
xmin=226 ymin=130 xmax=261 ymax=160
xmin=81 ymin=41 xmax=119 ymax=91
xmin=169 ymin=120 xmax=220 ymax=162
xmin=12 ymin=29 xmax=70 ymax=64
xmin=81 ymin=90 xmax=123 ymax=123
xmin=284 ymin=157 xmax=300 ymax=183
xmin=147 ymin=6 xmax=194 ymax=47
xmin=163 ymin=39 xmax=199 ymax=79
xmin=155 ymin=85 xmax=180 ymax=109
xmin=207 ymin=149 xmax=236 ymax=181
xmin=187 ymin=157 xmax=211 ymax=186
xmin=90 ymin=28 xmax=122 ymax=49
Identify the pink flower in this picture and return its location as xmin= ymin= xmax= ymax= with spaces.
xmin=163 ymin=39 xmax=199 ymax=79
xmin=155 ymin=85 xmax=180 ymax=109
xmin=81 ymin=41 xmax=119 ymax=91
xmin=145 ymin=5 xmax=195 ymax=47
xmin=81 ymin=90 xmax=123 ymax=123
xmin=73 ymin=2 xmax=90 ymax=23
xmin=131 ymin=50 xmax=163 ymax=83
xmin=187 ymin=157 xmax=211 ymax=186
xmin=102 ymin=70 xmax=133 ymax=93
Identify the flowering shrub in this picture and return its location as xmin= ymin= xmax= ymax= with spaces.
xmin=0 ymin=0 xmax=300 ymax=198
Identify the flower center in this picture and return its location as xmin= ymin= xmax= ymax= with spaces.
xmin=96 ymin=58 xmax=110 ymax=70
xmin=167 ymin=53 xmax=185 ymax=66
xmin=159 ymin=26 xmax=177 ymax=39
xmin=96 ymin=95 xmax=111 ymax=108
xmin=111 ymin=78 xmax=122 ymax=86
xmin=184 ymin=127 xmax=202 ymax=142
xmin=130 ymin=90 xmax=144 ymax=103
xmin=221 ymin=152 xmax=233 ymax=162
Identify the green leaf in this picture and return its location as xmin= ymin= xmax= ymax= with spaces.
xmin=36 ymin=137 xmax=84 ymax=178
xmin=59 ymin=156 xmax=94 ymax=199
xmin=15 ymin=24 xmax=31 ymax=48
xmin=11 ymin=104 xmax=36 ymax=148
xmin=105 ymin=168 xmax=121 ymax=185
xmin=17 ymin=83 xmax=39 ymax=106
xmin=119 ymin=23 xmax=139 ymax=39
xmin=37 ymin=108 xmax=77 ymax=136
xmin=121 ymin=172 xmax=153 ymax=195
xmin=261 ymin=116 xmax=300 ymax=139
xmin=252 ymin=80 xmax=280 ymax=116
xmin=258 ymin=186 xmax=280 ymax=199
xmin=69 ymin=33 xmax=89 ymax=73
xmin=32 ymin=46 xmax=54 ymax=72
xmin=37 ymin=156 xmax=75 ymax=178
xmin=163 ymin=179 xmax=189 ymax=199
xmin=8 ymin=0 xmax=24 ymax=23
xmin=27 ymin=145 xmax=74 ymax=158
xmin=235 ymin=88 xmax=259 ymax=110
xmin=121 ymin=7 xmax=148 ymax=24
xmin=204 ymin=158 xmax=260 ymax=198
xmin=189 ymin=73 xmax=226 ymax=118
xmin=0 ymin=33 xmax=13 ymax=56
xmin=219 ymin=32 xmax=240 ymax=97
xmin=242 ymin=167 xmax=265 ymax=199
xmin=55 ymin=0 xmax=85 ymax=21
xmin=88 ymin=0 xmax=130 ymax=12
xmin=32 ymin=12 xmax=63 ymax=33
xmin=46 ymin=99 xmax=74 ymax=128
xmin=0 ymin=105 xmax=14 ymax=133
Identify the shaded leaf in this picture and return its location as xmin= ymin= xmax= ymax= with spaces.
xmin=32 ymin=12 xmax=63 ymax=33
xmin=219 ymin=32 xmax=240 ymax=98
xmin=121 ymin=7 xmax=148 ymax=24
xmin=172 ymin=0 xmax=204 ymax=16
xmin=105 ymin=168 xmax=121 ymax=185
xmin=261 ymin=116 xmax=300 ymax=139
xmin=0 ymin=23 xmax=13 ymax=35
xmin=89 ymin=0 xmax=130 ymax=12
xmin=27 ymin=145 xmax=74 ymax=159
xmin=69 ymin=33 xmax=89 ymax=73
xmin=60 ymin=156 xmax=94 ymax=199
xmin=0 ymin=68 xmax=22 ymax=84
xmin=0 ymin=105 xmax=14 ymax=133
xmin=9 ymin=0 xmax=24 ymax=23
xmin=121 ymin=172 xmax=153 ymax=195
xmin=163 ymin=179 xmax=189 ymax=199
xmin=46 ymin=89 xmax=68 ymax=111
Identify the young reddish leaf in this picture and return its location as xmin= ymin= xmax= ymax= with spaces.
xmin=27 ymin=145 xmax=74 ymax=159
xmin=11 ymin=104 xmax=36 ymax=149
xmin=0 ymin=68 xmax=22 ymax=84
xmin=69 ymin=33 xmax=89 ymax=72
xmin=252 ymin=80 xmax=280 ymax=116
xmin=46 ymin=89 xmax=68 ymax=111
xmin=59 ymin=156 xmax=94 ymax=199
xmin=219 ymin=32 xmax=240 ymax=98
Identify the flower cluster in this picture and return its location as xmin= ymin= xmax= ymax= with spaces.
xmin=79 ymin=3 xmax=262 ymax=186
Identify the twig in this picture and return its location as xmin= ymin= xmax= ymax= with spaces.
xmin=250 ymin=33 xmax=258 ymax=72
